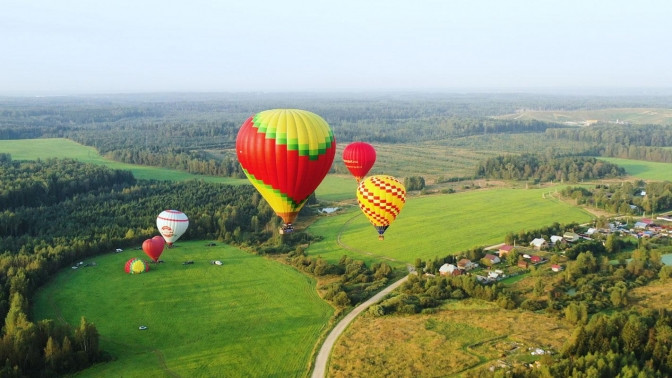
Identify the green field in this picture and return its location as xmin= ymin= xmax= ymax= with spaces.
xmin=306 ymin=187 xmax=593 ymax=264
xmin=497 ymin=107 xmax=672 ymax=125
xmin=0 ymin=138 xmax=246 ymax=184
xmin=32 ymin=241 xmax=333 ymax=377
xmin=599 ymin=157 xmax=672 ymax=181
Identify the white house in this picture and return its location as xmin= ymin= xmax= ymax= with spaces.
xmin=530 ymin=238 xmax=548 ymax=250
xmin=550 ymin=235 xmax=564 ymax=245
xmin=439 ymin=263 xmax=459 ymax=276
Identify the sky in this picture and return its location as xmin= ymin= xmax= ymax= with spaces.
xmin=2 ymin=0 xmax=671 ymax=95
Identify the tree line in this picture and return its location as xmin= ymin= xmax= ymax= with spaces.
xmin=475 ymin=154 xmax=625 ymax=182
xmin=561 ymin=180 xmax=672 ymax=216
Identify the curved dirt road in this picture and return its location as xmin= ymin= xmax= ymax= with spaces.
xmin=311 ymin=274 xmax=410 ymax=378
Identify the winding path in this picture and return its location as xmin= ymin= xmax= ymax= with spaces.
xmin=311 ymin=274 xmax=410 ymax=378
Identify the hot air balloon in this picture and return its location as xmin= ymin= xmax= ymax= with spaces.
xmin=342 ymin=142 xmax=376 ymax=183
xmin=236 ymin=109 xmax=336 ymax=233
xmin=125 ymin=258 xmax=150 ymax=274
xmin=142 ymin=237 xmax=165 ymax=262
xmin=156 ymin=210 xmax=189 ymax=246
xmin=356 ymin=175 xmax=406 ymax=240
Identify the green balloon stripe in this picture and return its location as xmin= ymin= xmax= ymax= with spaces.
xmin=243 ymin=169 xmax=307 ymax=208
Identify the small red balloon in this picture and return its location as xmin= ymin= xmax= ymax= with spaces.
xmin=142 ymin=237 xmax=165 ymax=262
xmin=343 ymin=142 xmax=376 ymax=183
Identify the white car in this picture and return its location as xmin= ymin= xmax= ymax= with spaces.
xmin=139 ymin=326 xmax=148 ymax=330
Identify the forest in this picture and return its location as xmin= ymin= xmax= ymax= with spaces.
xmin=1 ymin=93 xmax=671 ymax=179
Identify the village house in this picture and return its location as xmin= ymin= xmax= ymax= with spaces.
xmin=457 ymin=258 xmax=478 ymax=271
xmin=498 ymin=244 xmax=514 ymax=257
xmin=439 ymin=263 xmax=461 ymax=276
xmin=550 ymin=235 xmax=564 ymax=246
xmin=518 ymin=260 xmax=529 ymax=269
xmin=530 ymin=255 xmax=543 ymax=264
xmin=483 ymin=254 xmax=500 ymax=264
xmin=530 ymin=238 xmax=548 ymax=250
xmin=551 ymin=264 xmax=563 ymax=272
xmin=563 ymin=232 xmax=580 ymax=243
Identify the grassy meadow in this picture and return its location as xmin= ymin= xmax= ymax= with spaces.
xmin=599 ymin=157 xmax=672 ymax=181
xmin=32 ymin=241 xmax=333 ymax=377
xmin=497 ymin=107 xmax=672 ymax=125
xmin=306 ymin=186 xmax=594 ymax=264
xmin=0 ymin=138 xmax=246 ymax=184
xmin=328 ymin=299 xmax=573 ymax=377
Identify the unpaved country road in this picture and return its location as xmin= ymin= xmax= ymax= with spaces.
xmin=311 ymin=274 xmax=410 ymax=378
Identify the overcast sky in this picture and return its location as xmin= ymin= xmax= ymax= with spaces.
xmin=2 ymin=0 xmax=671 ymax=95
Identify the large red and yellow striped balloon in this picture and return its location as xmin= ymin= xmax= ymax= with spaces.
xmin=236 ymin=109 xmax=336 ymax=229
xmin=356 ymin=175 xmax=406 ymax=240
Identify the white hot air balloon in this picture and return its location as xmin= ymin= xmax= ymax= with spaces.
xmin=156 ymin=210 xmax=189 ymax=246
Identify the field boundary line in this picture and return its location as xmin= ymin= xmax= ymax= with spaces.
xmin=154 ymin=349 xmax=180 ymax=377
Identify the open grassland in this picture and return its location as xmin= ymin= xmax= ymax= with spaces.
xmin=328 ymin=299 xmax=572 ymax=377
xmin=0 ymin=138 xmax=246 ymax=184
xmin=307 ymin=186 xmax=593 ymax=264
xmin=599 ymin=157 xmax=672 ymax=181
xmin=32 ymin=241 xmax=333 ymax=378
xmin=496 ymin=108 xmax=672 ymax=125
xmin=628 ymin=280 xmax=672 ymax=311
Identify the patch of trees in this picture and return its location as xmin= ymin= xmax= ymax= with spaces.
xmin=370 ymin=273 xmax=507 ymax=316
xmin=404 ymin=176 xmax=425 ymax=191
xmin=561 ymin=180 xmax=672 ymax=215
xmin=475 ymin=154 xmax=625 ymax=182
xmin=284 ymin=248 xmax=397 ymax=307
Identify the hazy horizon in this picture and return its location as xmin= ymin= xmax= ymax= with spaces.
xmin=3 ymin=0 xmax=672 ymax=96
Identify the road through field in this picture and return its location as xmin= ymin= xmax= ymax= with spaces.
xmin=311 ymin=274 xmax=410 ymax=378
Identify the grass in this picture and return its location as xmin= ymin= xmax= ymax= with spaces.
xmin=31 ymin=241 xmax=333 ymax=377
xmin=496 ymin=108 xmax=672 ymax=125
xmin=328 ymin=299 xmax=572 ymax=377
xmin=599 ymin=157 xmax=672 ymax=181
xmin=306 ymin=186 xmax=593 ymax=264
xmin=0 ymin=138 xmax=246 ymax=184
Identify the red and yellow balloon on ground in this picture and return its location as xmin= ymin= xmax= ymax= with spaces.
xmin=342 ymin=142 xmax=376 ymax=183
xmin=356 ymin=175 xmax=406 ymax=240
xmin=124 ymin=258 xmax=150 ymax=274
xmin=236 ymin=109 xmax=336 ymax=231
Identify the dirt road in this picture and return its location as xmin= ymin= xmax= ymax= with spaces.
xmin=311 ymin=274 xmax=410 ymax=378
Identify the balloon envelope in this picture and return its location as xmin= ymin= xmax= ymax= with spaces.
xmin=236 ymin=109 xmax=336 ymax=226
xmin=157 ymin=210 xmax=189 ymax=245
xmin=343 ymin=142 xmax=376 ymax=183
xmin=142 ymin=237 xmax=165 ymax=262
xmin=125 ymin=258 xmax=150 ymax=274
xmin=356 ymin=175 xmax=406 ymax=240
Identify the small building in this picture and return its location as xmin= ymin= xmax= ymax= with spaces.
xmin=551 ymin=264 xmax=563 ymax=272
xmin=634 ymin=222 xmax=648 ymax=229
xmin=457 ymin=259 xmax=478 ymax=271
xmin=439 ymin=263 xmax=460 ymax=276
xmin=585 ymin=228 xmax=597 ymax=235
xmin=563 ymin=232 xmax=580 ymax=243
xmin=530 ymin=255 xmax=542 ymax=264
xmin=498 ymin=245 xmax=514 ymax=257
xmin=550 ymin=235 xmax=564 ymax=245
xmin=530 ymin=238 xmax=548 ymax=250
xmin=484 ymin=254 xmax=501 ymax=264
xmin=518 ymin=260 xmax=529 ymax=269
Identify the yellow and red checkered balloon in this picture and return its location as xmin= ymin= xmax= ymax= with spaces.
xmin=356 ymin=175 xmax=406 ymax=240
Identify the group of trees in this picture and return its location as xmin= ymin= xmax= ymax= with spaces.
xmin=562 ymin=180 xmax=672 ymax=215
xmin=476 ymin=154 xmax=625 ymax=182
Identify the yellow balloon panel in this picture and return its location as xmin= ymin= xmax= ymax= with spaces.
xmin=356 ymin=175 xmax=406 ymax=228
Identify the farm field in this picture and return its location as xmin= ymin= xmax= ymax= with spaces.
xmin=598 ymin=157 xmax=672 ymax=181
xmin=306 ymin=186 xmax=593 ymax=264
xmin=496 ymin=107 xmax=672 ymax=125
xmin=32 ymin=241 xmax=333 ymax=377
xmin=328 ymin=299 xmax=573 ymax=377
